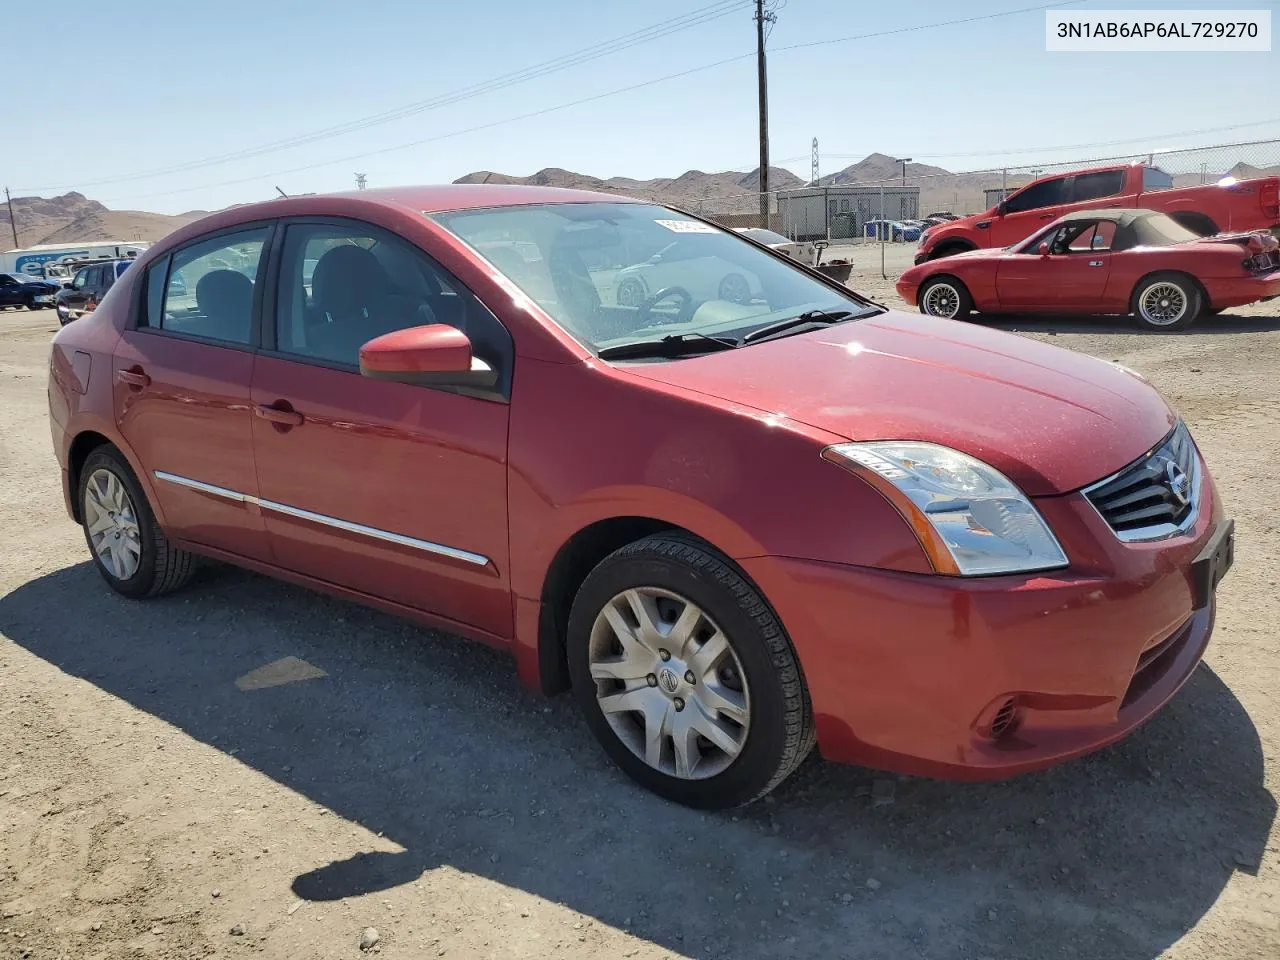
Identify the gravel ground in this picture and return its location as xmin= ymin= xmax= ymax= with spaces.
xmin=2 ymin=276 xmax=1279 ymax=960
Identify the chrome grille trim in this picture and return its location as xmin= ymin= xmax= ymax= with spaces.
xmin=1081 ymin=422 xmax=1202 ymax=543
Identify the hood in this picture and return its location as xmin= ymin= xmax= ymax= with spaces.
xmin=623 ymin=311 xmax=1175 ymax=496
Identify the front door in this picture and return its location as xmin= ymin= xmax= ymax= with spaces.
xmin=996 ymin=220 xmax=1114 ymax=311
xmin=250 ymin=219 xmax=514 ymax=638
xmin=113 ymin=224 xmax=274 ymax=560
xmin=988 ymin=174 xmax=1070 ymax=248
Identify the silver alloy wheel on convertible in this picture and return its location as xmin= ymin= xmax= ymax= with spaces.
xmin=84 ymin=467 xmax=143 ymax=580
xmin=922 ymin=281 xmax=962 ymax=318
xmin=588 ymin=586 xmax=750 ymax=780
xmin=717 ymin=273 xmax=751 ymax=303
xmin=1137 ymin=281 xmax=1188 ymax=327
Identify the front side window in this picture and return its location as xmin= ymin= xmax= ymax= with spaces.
xmin=141 ymin=227 xmax=268 ymax=344
xmin=1071 ymin=170 xmax=1125 ymax=203
xmin=432 ymin=203 xmax=878 ymax=354
xmin=1004 ymin=177 xmax=1067 ymax=214
xmin=273 ymin=221 xmax=512 ymax=388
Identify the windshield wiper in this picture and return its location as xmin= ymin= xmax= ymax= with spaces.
xmin=741 ymin=308 xmax=859 ymax=344
xmin=597 ymin=332 xmax=741 ymax=361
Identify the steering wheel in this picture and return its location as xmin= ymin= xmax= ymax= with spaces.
xmin=636 ymin=285 xmax=694 ymax=326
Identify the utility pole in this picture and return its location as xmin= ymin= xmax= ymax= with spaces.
xmin=4 ymin=187 xmax=18 ymax=249
xmin=355 ymin=173 xmax=368 ymax=191
xmin=755 ymin=0 xmax=774 ymax=225
xmin=895 ymin=157 xmax=912 ymax=187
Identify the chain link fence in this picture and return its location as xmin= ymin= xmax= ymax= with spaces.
xmin=686 ymin=138 xmax=1280 ymax=239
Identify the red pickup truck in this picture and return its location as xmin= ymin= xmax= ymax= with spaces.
xmin=916 ymin=162 xmax=1280 ymax=264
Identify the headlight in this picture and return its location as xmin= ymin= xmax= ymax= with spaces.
xmin=822 ymin=442 xmax=1068 ymax=576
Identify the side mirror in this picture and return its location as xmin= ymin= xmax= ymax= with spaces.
xmin=997 ymin=201 xmax=1008 ymax=217
xmin=1037 ymin=241 xmax=1051 ymax=257
xmin=814 ymin=240 xmax=829 ymax=250
xmin=359 ymin=324 xmax=498 ymax=389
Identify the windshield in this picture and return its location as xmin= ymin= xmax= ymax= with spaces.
xmin=431 ymin=202 xmax=876 ymax=354
xmin=739 ymin=228 xmax=793 ymax=245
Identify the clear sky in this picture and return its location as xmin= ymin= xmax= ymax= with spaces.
xmin=5 ymin=0 xmax=1277 ymax=214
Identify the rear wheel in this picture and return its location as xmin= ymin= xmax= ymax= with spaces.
xmin=567 ymin=534 xmax=815 ymax=808
xmin=78 ymin=447 xmax=197 ymax=598
xmin=1132 ymin=273 xmax=1201 ymax=332
xmin=918 ymin=276 xmax=973 ymax=320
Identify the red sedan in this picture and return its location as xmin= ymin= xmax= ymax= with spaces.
xmin=48 ymin=186 xmax=1234 ymax=808
xmin=897 ymin=208 xmax=1280 ymax=331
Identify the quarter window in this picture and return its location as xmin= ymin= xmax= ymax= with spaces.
xmin=272 ymin=221 xmax=512 ymax=391
xmin=141 ymin=227 xmax=268 ymax=344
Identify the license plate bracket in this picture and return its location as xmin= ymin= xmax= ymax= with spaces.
xmin=1190 ymin=519 xmax=1234 ymax=610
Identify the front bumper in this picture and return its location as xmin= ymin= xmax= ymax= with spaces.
xmin=740 ymin=469 xmax=1228 ymax=780
xmin=913 ymin=249 xmax=931 ymax=265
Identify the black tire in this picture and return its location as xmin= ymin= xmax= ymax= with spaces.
xmin=78 ymin=446 xmax=197 ymax=598
xmin=1131 ymin=272 xmax=1202 ymax=332
xmin=25 ymin=299 xmax=39 ymax=311
xmin=917 ymin=275 xmax=973 ymax=320
xmin=567 ymin=533 xmax=815 ymax=808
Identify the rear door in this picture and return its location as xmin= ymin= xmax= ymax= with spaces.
xmin=249 ymin=217 xmax=514 ymax=637
xmin=113 ymin=224 xmax=275 ymax=560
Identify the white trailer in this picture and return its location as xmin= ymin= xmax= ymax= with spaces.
xmin=0 ymin=241 xmax=150 ymax=284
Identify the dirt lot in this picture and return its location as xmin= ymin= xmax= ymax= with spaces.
xmin=2 ymin=262 xmax=1280 ymax=960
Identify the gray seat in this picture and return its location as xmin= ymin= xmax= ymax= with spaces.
xmin=194 ymin=269 xmax=253 ymax=342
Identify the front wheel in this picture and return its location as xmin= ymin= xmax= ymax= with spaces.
xmin=567 ymin=534 xmax=815 ymax=808
xmin=1132 ymin=273 xmax=1201 ymax=331
xmin=918 ymin=276 xmax=973 ymax=320
xmin=78 ymin=447 xmax=198 ymax=598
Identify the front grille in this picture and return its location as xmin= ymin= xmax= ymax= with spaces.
xmin=1084 ymin=423 xmax=1199 ymax=541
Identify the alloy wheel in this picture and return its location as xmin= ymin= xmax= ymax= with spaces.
xmin=1139 ymin=282 xmax=1188 ymax=326
xmin=923 ymin=281 xmax=961 ymax=318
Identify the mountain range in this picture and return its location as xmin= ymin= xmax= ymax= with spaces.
xmin=5 ymin=154 xmax=1276 ymax=248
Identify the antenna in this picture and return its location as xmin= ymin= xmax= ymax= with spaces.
xmin=810 ymin=138 xmax=819 ymax=185
xmin=274 ymin=186 xmax=289 ymax=198
xmin=355 ymin=173 xmax=368 ymax=190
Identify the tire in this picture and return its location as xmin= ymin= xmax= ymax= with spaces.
xmin=717 ymin=272 xmax=751 ymax=303
xmin=616 ymin=277 xmax=646 ymax=308
xmin=1131 ymin=272 xmax=1201 ymax=332
xmin=918 ymin=276 xmax=973 ymax=320
xmin=928 ymin=242 xmax=975 ymax=261
xmin=567 ymin=533 xmax=815 ymax=808
xmin=78 ymin=446 xmax=197 ymax=599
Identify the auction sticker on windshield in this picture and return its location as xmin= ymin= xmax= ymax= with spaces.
xmin=654 ymin=220 xmax=719 ymax=233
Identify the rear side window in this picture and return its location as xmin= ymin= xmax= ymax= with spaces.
xmin=140 ymin=227 xmax=269 ymax=345
xmin=1004 ymin=176 xmax=1067 ymax=213
xmin=1143 ymin=166 xmax=1174 ymax=191
xmin=1071 ymin=170 xmax=1125 ymax=203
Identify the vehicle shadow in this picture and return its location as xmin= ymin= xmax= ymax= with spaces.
xmin=976 ymin=310 xmax=1280 ymax=335
xmin=1 ymin=562 xmax=1273 ymax=960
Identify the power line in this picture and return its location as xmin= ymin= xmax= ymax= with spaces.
xmin=812 ymin=117 xmax=1280 ymax=161
xmin=19 ymin=1 xmax=749 ymax=194
xmin=101 ymin=0 xmax=1093 ymax=204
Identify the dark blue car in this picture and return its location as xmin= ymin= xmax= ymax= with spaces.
xmin=0 ymin=273 xmax=60 ymax=310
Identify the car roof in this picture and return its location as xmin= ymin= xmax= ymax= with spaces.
xmin=154 ymin=184 xmax=649 ymax=255
xmin=1055 ymin=208 xmax=1167 ymax=226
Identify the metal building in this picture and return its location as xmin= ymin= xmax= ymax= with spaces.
xmin=984 ymin=187 xmax=1013 ymax=208
xmin=776 ymin=185 xmax=921 ymax=241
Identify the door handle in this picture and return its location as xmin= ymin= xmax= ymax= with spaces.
xmin=116 ymin=368 xmax=150 ymax=389
xmin=1089 ymin=260 xmax=1104 ymax=267
xmin=1038 ymin=214 xmax=1054 ymax=220
xmin=255 ymin=402 xmax=304 ymax=427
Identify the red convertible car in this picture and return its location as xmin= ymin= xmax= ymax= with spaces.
xmin=897 ymin=208 xmax=1280 ymax=331
xmin=48 ymin=186 xmax=1233 ymax=808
